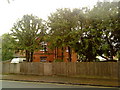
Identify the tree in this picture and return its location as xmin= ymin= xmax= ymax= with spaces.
xmin=69 ymin=7 xmax=101 ymax=61
xmin=2 ymin=33 xmax=15 ymax=61
xmin=47 ymin=8 xmax=82 ymax=62
xmin=11 ymin=14 xmax=46 ymax=62
xmin=89 ymin=1 xmax=120 ymax=61
xmin=71 ymin=1 xmax=120 ymax=62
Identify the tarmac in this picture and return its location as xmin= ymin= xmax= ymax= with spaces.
xmin=1 ymin=74 xmax=120 ymax=88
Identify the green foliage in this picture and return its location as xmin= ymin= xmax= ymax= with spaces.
xmin=47 ymin=8 xmax=83 ymax=61
xmin=49 ymin=1 xmax=120 ymax=62
xmin=72 ymin=1 xmax=120 ymax=61
xmin=2 ymin=33 xmax=15 ymax=61
xmin=11 ymin=14 xmax=46 ymax=62
xmin=7 ymin=1 xmax=120 ymax=62
xmin=54 ymin=59 xmax=63 ymax=62
xmin=11 ymin=14 xmax=45 ymax=51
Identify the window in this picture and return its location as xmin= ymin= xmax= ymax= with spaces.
xmin=40 ymin=42 xmax=48 ymax=51
xmin=40 ymin=56 xmax=47 ymax=62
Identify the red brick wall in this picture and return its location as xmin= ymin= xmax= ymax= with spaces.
xmin=63 ymin=48 xmax=77 ymax=62
xmin=33 ymin=47 xmax=55 ymax=62
xmin=33 ymin=46 xmax=77 ymax=62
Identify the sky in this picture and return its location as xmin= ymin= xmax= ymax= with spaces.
xmin=0 ymin=0 xmax=102 ymax=35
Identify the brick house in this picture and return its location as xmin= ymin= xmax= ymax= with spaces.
xmin=33 ymin=42 xmax=78 ymax=62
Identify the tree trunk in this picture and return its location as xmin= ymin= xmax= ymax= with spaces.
xmin=68 ymin=46 xmax=72 ymax=62
xmin=61 ymin=47 xmax=64 ymax=60
xmin=30 ymin=51 xmax=34 ymax=62
xmin=26 ymin=50 xmax=30 ymax=62
xmin=55 ymin=47 xmax=57 ymax=59
xmin=106 ymin=38 xmax=114 ymax=61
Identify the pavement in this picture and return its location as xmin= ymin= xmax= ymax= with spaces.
xmin=1 ymin=74 xmax=120 ymax=88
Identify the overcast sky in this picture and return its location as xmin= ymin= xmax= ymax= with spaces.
xmin=0 ymin=0 xmax=102 ymax=35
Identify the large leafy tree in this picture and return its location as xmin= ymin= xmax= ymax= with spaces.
xmin=11 ymin=14 xmax=46 ymax=62
xmin=47 ymin=8 xmax=83 ymax=62
xmin=72 ymin=7 xmax=102 ymax=62
xmin=73 ymin=1 xmax=120 ymax=61
xmin=2 ymin=33 xmax=15 ymax=61
xmin=89 ymin=1 xmax=120 ymax=61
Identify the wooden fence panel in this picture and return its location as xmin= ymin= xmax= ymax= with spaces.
xmin=2 ymin=62 xmax=10 ymax=74
xmin=9 ymin=63 xmax=20 ymax=74
xmin=38 ymin=63 xmax=44 ymax=75
xmin=20 ymin=63 xmax=25 ymax=74
xmin=3 ymin=62 xmax=118 ymax=80
xmin=76 ymin=62 xmax=118 ymax=79
xmin=67 ymin=62 xmax=76 ymax=76
xmin=31 ymin=63 xmax=39 ymax=75
xmin=20 ymin=62 xmax=46 ymax=75
xmin=52 ymin=62 xmax=61 ymax=75
xmin=88 ymin=62 xmax=95 ymax=76
xmin=44 ymin=63 xmax=52 ymax=75
xmin=76 ymin=62 xmax=88 ymax=76
xmin=60 ymin=62 xmax=67 ymax=76
xmin=20 ymin=63 xmax=28 ymax=74
xmin=118 ymin=61 xmax=120 ymax=85
xmin=110 ymin=62 xmax=118 ymax=79
xmin=27 ymin=63 xmax=31 ymax=74
xmin=52 ymin=62 xmax=55 ymax=75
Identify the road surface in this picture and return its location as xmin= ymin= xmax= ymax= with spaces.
xmin=1 ymin=80 xmax=118 ymax=89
